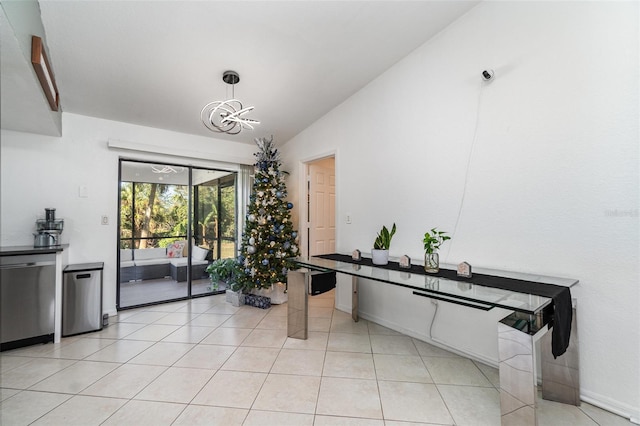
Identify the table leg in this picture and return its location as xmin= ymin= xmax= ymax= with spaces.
xmin=352 ymin=276 xmax=359 ymax=322
xmin=541 ymin=304 xmax=580 ymax=406
xmin=287 ymin=270 xmax=308 ymax=339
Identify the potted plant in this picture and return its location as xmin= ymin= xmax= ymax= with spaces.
xmin=422 ymin=228 xmax=450 ymax=273
xmin=206 ymin=258 xmax=237 ymax=292
xmin=372 ymin=223 xmax=396 ymax=265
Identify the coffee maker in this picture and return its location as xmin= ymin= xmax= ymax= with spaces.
xmin=34 ymin=208 xmax=64 ymax=247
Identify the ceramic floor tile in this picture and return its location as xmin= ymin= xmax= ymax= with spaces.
xmin=134 ymin=366 xmax=215 ymax=404
xmin=205 ymin=303 xmax=242 ymax=315
xmin=313 ymin=415 xmax=385 ymax=425
xmin=0 ymin=358 xmax=76 ymax=389
xmin=0 ymin=390 xmax=71 ymax=425
xmin=30 ymin=394 xmax=127 ymax=426
xmin=437 ymin=384 xmax=500 ymax=425
xmin=537 ymin=397 xmax=599 ymax=425
xmin=221 ymin=346 xmax=280 ymax=372
xmin=578 ymin=402 xmax=633 ymax=426
xmin=47 ymin=337 xmax=116 ymax=360
xmin=422 ymin=357 xmax=492 ymax=386
xmin=0 ymin=342 xmax=57 ymax=358
xmin=473 ymin=360 xmax=500 ymax=388
xmin=373 ymin=354 xmax=433 ymax=383
xmin=29 ymin=360 xmax=120 ymax=394
xmin=253 ymin=373 xmax=321 ymax=414
xmin=283 ymin=332 xmax=329 ymax=351
xmin=177 ymin=303 xmax=217 ymax=314
xmin=80 ymin=363 xmax=167 ymax=398
xmin=265 ymin=303 xmax=288 ymax=317
xmin=0 ymin=355 xmax=34 ymax=373
xmin=122 ymin=324 xmax=181 ymax=341
xmin=0 ymin=388 xmax=20 ymax=402
xmin=174 ymin=344 xmax=236 ymax=370
xmin=244 ymin=410 xmax=314 ymax=426
xmin=152 ymin=312 xmax=200 ymax=325
xmin=309 ymin=306 xmax=335 ymax=318
xmin=370 ymin=335 xmax=418 ymax=355
xmin=84 ymin=339 xmax=154 ymax=363
xmin=327 ymin=332 xmax=371 ymax=353
xmin=102 ymin=399 xmax=185 ymax=425
xmin=255 ymin=314 xmax=288 ymax=329
xmin=316 ymin=377 xmax=382 ymax=419
xmin=200 ymin=327 xmax=252 ymax=346
xmin=323 ymin=352 xmax=376 ymax=379
xmin=330 ymin=314 xmax=370 ymax=334
xmin=173 ymin=404 xmax=247 ymax=425
xmin=378 ymin=380 xmax=453 ymax=424
xmin=241 ymin=328 xmax=288 ymax=348
xmin=271 ymin=348 xmax=326 ymax=376
xmin=161 ymin=325 xmax=216 ymax=343
xmin=143 ymin=301 xmax=189 ymax=312
xmin=189 ymin=313 xmax=232 ymax=327
xmin=128 ymin=341 xmax=194 ymax=366
xmin=120 ymin=311 xmax=170 ymax=324
xmin=91 ymin=322 xmax=146 ymax=339
xmin=367 ymin=322 xmax=402 ymax=335
xmin=309 ymin=317 xmax=332 ymax=332
xmin=220 ymin=313 xmax=265 ymax=328
xmin=192 ymin=370 xmax=267 ymax=408
xmin=413 ymin=339 xmax=460 ymax=358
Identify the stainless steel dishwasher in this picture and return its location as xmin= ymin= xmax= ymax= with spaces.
xmin=0 ymin=254 xmax=56 ymax=351
xmin=62 ymin=263 xmax=103 ymax=336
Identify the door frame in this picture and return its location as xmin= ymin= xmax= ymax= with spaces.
xmin=299 ymin=151 xmax=337 ymax=258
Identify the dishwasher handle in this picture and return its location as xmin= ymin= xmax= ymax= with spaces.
xmin=0 ymin=261 xmax=56 ymax=270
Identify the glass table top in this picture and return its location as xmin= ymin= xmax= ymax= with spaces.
xmin=292 ymin=256 xmax=578 ymax=315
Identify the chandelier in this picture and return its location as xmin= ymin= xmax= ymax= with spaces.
xmin=201 ymin=70 xmax=260 ymax=135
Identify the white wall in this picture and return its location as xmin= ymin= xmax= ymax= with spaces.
xmin=282 ymin=1 xmax=639 ymax=421
xmin=0 ymin=113 xmax=256 ymax=316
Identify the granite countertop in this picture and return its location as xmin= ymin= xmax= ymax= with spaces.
xmin=0 ymin=244 xmax=68 ymax=256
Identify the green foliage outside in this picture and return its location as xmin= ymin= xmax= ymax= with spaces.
xmin=120 ymin=176 xmax=236 ymax=254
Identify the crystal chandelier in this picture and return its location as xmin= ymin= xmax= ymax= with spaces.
xmin=201 ymin=70 xmax=260 ymax=135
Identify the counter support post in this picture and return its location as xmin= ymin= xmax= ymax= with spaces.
xmin=352 ymin=276 xmax=359 ymax=322
xmin=287 ymin=270 xmax=308 ymax=339
xmin=541 ymin=303 xmax=580 ymax=406
xmin=498 ymin=318 xmax=537 ymax=425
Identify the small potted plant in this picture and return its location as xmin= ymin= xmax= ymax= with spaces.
xmin=206 ymin=258 xmax=237 ymax=292
xmin=423 ymin=228 xmax=450 ymax=273
xmin=372 ymin=223 xmax=396 ymax=265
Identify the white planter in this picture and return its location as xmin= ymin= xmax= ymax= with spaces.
xmin=371 ymin=249 xmax=389 ymax=265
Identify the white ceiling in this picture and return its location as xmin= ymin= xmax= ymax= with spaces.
xmin=2 ymin=1 xmax=480 ymax=145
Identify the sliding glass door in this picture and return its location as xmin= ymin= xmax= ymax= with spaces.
xmin=117 ymin=160 xmax=237 ymax=309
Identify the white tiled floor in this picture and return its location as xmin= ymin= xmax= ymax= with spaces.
xmin=0 ymin=290 xmax=632 ymax=425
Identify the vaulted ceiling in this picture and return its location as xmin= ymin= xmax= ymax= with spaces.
xmin=1 ymin=1 xmax=479 ymax=144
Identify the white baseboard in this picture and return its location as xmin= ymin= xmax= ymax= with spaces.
xmin=581 ymin=390 xmax=639 ymax=424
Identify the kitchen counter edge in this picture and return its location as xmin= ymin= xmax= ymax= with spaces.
xmin=0 ymin=245 xmax=69 ymax=256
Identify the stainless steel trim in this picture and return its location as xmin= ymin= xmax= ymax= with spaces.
xmin=0 ymin=261 xmax=56 ymax=269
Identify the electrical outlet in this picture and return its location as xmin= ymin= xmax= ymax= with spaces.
xmin=101 ymin=215 xmax=109 ymax=225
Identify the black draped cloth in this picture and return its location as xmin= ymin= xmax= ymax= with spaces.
xmin=315 ymin=254 xmax=572 ymax=358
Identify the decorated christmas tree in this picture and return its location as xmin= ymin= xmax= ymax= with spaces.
xmin=237 ymin=137 xmax=299 ymax=292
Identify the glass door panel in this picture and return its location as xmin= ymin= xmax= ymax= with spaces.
xmin=118 ymin=161 xmax=190 ymax=308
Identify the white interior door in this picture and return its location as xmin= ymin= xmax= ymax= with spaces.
xmin=308 ymin=158 xmax=335 ymax=256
